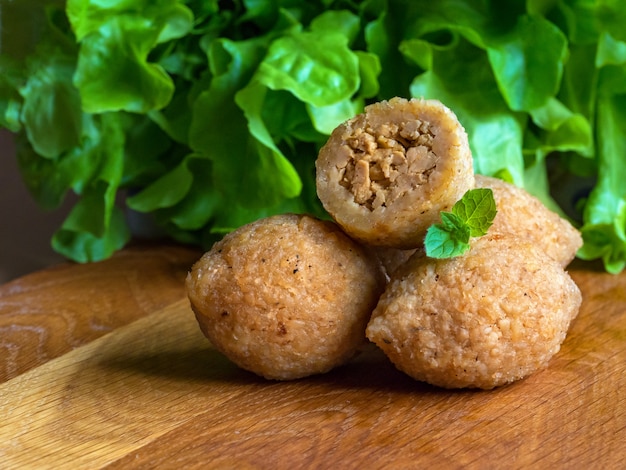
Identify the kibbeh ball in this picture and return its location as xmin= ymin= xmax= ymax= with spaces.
xmin=316 ymin=97 xmax=474 ymax=249
xmin=186 ymin=213 xmax=386 ymax=380
xmin=366 ymin=234 xmax=582 ymax=389
xmin=474 ymin=174 xmax=582 ymax=267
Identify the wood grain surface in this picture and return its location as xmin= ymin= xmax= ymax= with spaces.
xmin=0 ymin=242 xmax=202 ymax=383
xmin=0 ymin=248 xmax=624 ymax=469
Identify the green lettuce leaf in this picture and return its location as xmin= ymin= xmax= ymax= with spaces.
xmin=66 ymin=0 xmax=194 ymax=44
xmin=486 ymin=15 xmax=568 ymax=113
xmin=2 ymin=0 xmax=626 ymax=273
xmin=69 ymin=0 xmax=193 ymax=113
xmin=19 ymin=55 xmax=83 ymax=159
xmin=578 ymin=92 xmax=626 ymax=273
xmin=73 ymin=15 xmax=175 ymax=113
xmin=51 ymin=114 xmax=130 ymax=262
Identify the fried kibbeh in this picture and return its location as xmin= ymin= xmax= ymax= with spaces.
xmin=366 ymin=234 xmax=582 ymax=389
xmin=316 ymin=97 xmax=474 ymax=249
xmin=475 ymin=174 xmax=582 ymax=267
xmin=186 ymin=214 xmax=386 ymax=380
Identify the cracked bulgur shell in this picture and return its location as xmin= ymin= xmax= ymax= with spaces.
xmin=186 ymin=213 xmax=386 ymax=380
xmin=475 ymin=174 xmax=582 ymax=267
xmin=366 ymin=234 xmax=582 ymax=389
xmin=316 ymin=97 xmax=474 ymax=249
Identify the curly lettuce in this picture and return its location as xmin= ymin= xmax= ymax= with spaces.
xmin=1 ymin=0 xmax=626 ymax=273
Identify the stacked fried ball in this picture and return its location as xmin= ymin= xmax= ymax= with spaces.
xmin=186 ymin=214 xmax=386 ymax=380
xmin=186 ymin=97 xmax=583 ymax=389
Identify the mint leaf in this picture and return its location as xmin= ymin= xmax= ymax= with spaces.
xmin=440 ymin=212 xmax=469 ymax=238
xmin=425 ymin=213 xmax=471 ymax=259
xmin=452 ymin=188 xmax=497 ymax=237
xmin=425 ymin=189 xmax=496 ymax=259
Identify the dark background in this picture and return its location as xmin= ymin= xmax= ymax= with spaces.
xmin=0 ymin=129 xmax=72 ymax=283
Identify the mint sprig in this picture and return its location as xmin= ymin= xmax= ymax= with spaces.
xmin=425 ymin=188 xmax=497 ymax=259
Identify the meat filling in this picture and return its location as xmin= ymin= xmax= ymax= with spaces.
xmin=337 ymin=120 xmax=439 ymax=210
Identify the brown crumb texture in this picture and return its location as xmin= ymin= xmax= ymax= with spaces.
xmin=475 ymin=174 xmax=583 ymax=267
xmin=186 ymin=214 xmax=386 ymax=380
xmin=316 ymin=97 xmax=474 ymax=249
xmin=366 ymin=234 xmax=582 ymax=389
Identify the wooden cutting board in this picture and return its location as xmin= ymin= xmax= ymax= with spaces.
xmin=0 ymin=243 xmax=624 ymax=468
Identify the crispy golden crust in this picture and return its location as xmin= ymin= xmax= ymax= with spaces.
xmin=316 ymin=97 xmax=474 ymax=248
xmin=475 ymin=174 xmax=582 ymax=267
xmin=186 ymin=214 xmax=386 ymax=380
xmin=366 ymin=234 xmax=582 ymax=389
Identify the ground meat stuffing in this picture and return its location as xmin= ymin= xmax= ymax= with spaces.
xmin=339 ymin=121 xmax=439 ymax=210
xmin=316 ymin=97 xmax=474 ymax=248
